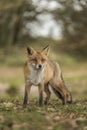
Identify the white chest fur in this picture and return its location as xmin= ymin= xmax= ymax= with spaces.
xmin=27 ymin=68 xmax=44 ymax=86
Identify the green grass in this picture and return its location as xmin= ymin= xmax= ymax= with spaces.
xmin=0 ymin=97 xmax=87 ymax=130
xmin=0 ymin=47 xmax=25 ymax=67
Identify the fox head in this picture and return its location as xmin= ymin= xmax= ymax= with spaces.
xmin=26 ymin=45 xmax=50 ymax=70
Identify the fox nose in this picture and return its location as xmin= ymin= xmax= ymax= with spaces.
xmin=38 ymin=64 xmax=42 ymax=69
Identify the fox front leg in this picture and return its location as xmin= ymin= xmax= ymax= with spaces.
xmin=38 ymin=84 xmax=44 ymax=106
xmin=23 ymin=85 xmax=31 ymax=107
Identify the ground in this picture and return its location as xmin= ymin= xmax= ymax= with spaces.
xmin=0 ymin=97 xmax=87 ymax=130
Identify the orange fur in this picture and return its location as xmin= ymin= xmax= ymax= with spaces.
xmin=23 ymin=45 xmax=72 ymax=107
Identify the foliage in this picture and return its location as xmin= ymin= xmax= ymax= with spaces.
xmin=6 ymin=83 xmax=19 ymax=96
xmin=0 ymin=0 xmax=87 ymax=58
xmin=0 ymin=0 xmax=40 ymax=46
xmin=49 ymin=0 xmax=87 ymax=56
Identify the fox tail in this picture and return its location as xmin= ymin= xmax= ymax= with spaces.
xmin=51 ymin=86 xmax=72 ymax=104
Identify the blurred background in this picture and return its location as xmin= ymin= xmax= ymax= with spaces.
xmin=0 ymin=0 xmax=87 ymax=100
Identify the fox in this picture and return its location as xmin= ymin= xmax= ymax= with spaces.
xmin=23 ymin=45 xmax=72 ymax=107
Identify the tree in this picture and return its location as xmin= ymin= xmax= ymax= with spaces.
xmin=49 ymin=0 xmax=87 ymax=56
xmin=0 ymin=0 xmax=40 ymax=46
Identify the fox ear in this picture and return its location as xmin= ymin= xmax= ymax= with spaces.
xmin=26 ymin=46 xmax=35 ymax=55
xmin=42 ymin=45 xmax=50 ymax=56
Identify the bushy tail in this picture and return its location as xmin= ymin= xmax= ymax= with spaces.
xmin=51 ymin=86 xmax=72 ymax=104
xmin=51 ymin=87 xmax=63 ymax=101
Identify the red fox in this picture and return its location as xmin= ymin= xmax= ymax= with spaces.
xmin=23 ymin=45 xmax=72 ymax=107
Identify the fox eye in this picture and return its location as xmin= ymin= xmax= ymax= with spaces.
xmin=41 ymin=58 xmax=46 ymax=62
xmin=32 ymin=58 xmax=37 ymax=61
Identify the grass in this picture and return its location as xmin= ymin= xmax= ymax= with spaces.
xmin=0 ymin=97 xmax=87 ymax=130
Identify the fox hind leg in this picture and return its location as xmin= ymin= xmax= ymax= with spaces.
xmin=61 ymin=75 xmax=72 ymax=104
xmin=44 ymin=83 xmax=51 ymax=105
xmin=51 ymin=86 xmax=64 ymax=103
xmin=50 ymin=80 xmax=72 ymax=105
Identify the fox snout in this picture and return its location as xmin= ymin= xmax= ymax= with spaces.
xmin=38 ymin=64 xmax=42 ymax=69
xmin=35 ymin=64 xmax=43 ymax=70
xmin=30 ymin=63 xmax=44 ymax=70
